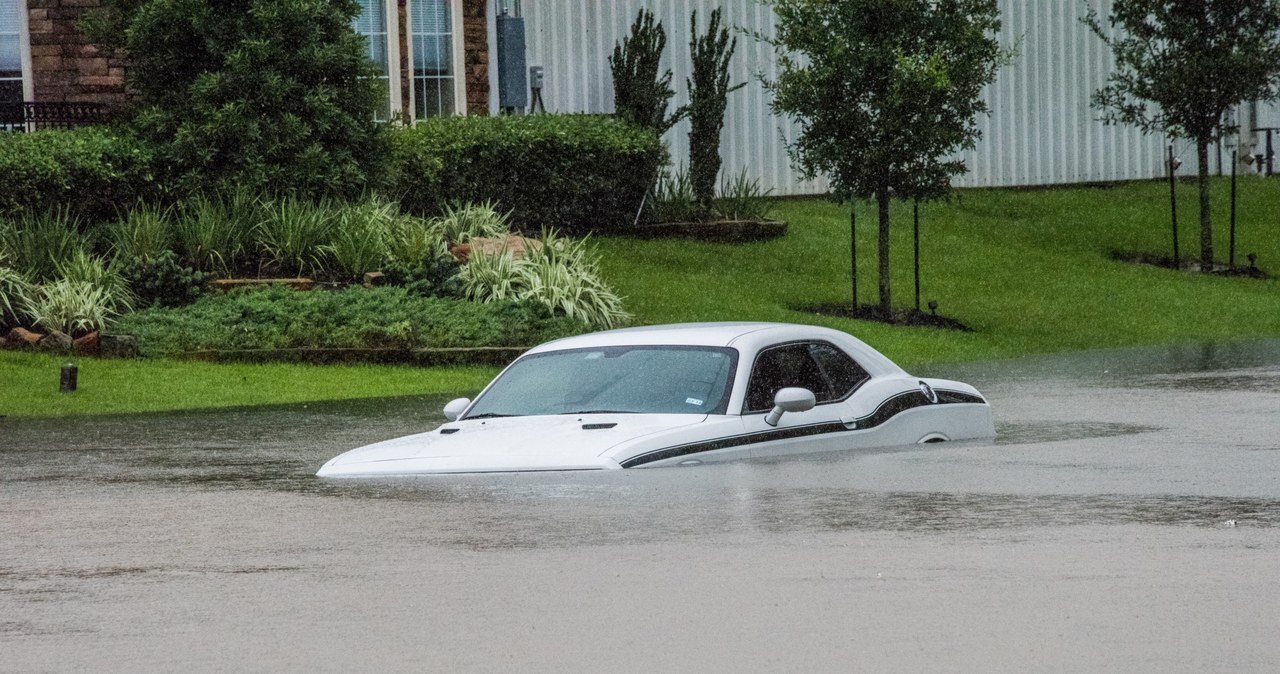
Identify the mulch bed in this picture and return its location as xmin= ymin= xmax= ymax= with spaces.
xmin=1109 ymin=250 xmax=1271 ymax=279
xmin=796 ymin=303 xmax=971 ymax=332
xmin=618 ymin=219 xmax=787 ymax=242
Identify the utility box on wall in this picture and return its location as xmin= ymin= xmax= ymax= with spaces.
xmin=496 ymin=14 xmax=529 ymax=110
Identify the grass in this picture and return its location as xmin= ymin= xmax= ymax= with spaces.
xmin=0 ymin=351 xmax=496 ymax=418
xmin=594 ymin=176 xmax=1280 ymax=368
xmin=4 ymin=176 xmax=1279 ymax=417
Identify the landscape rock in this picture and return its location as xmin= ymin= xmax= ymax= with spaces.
xmin=0 ymin=336 xmax=7 ymax=350
xmin=363 ymin=271 xmax=386 ymax=286
xmin=100 ymin=334 xmax=139 ymax=358
xmin=38 ymin=330 xmax=74 ymax=354
xmin=450 ymin=235 xmax=544 ymax=264
xmin=7 ymin=327 xmax=44 ymax=348
xmin=73 ymin=331 xmax=101 ymax=356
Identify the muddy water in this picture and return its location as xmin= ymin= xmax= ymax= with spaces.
xmin=3 ymin=341 xmax=1280 ymax=672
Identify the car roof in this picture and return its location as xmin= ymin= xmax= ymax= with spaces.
xmin=525 ymin=322 xmax=907 ymax=377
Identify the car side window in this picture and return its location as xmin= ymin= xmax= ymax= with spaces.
xmin=808 ymin=342 xmax=870 ymax=399
xmin=744 ymin=342 xmax=870 ymax=413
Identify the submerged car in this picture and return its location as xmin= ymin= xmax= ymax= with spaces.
xmin=316 ymin=322 xmax=994 ymax=476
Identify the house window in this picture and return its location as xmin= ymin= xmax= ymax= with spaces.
xmin=0 ymin=0 xmax=28 ymax=105
xmin=352 ymin=0 xmax=397 ymax=120
xmin=410 ymin=0 xmax=462 ymax=118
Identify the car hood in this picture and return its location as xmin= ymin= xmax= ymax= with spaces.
xmin=316 ymin=414 xmax=708 ymax=476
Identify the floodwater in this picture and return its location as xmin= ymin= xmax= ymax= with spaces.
xmin=3 ymin=341 xmax=1280 ymax=672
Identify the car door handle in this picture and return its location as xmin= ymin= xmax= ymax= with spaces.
xmin=840 ymin=416 xmax=859 ymax=430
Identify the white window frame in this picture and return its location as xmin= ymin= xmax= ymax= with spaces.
xmin=407 ymin=0 xmax=466 ymax=120
xmin=353 ymin=0 xmax=402 ymax=121
xmin=1 ymin=0 xmax=33 ymax=102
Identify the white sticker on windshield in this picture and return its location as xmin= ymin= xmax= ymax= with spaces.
xmin=685 ymin=397 xmax=703 ymax=406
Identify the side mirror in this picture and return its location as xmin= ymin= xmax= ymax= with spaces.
xmin=443 ymin=397 xmax=471 ymax=421
xmin=764 ymin=387 xmax=816 ymax=427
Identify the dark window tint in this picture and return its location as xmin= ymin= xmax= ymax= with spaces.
xmin=744 ymin=342 xmax=870 ymax=413
xmin=808 ymin=342 xmax=870 ymax=399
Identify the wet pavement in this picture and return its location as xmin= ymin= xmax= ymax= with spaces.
xmin=2 ymin=341 xmax=1279 ymax=672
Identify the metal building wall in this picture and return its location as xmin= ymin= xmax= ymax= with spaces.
xmin=521 ymin=0 xmax=1170 ymax=195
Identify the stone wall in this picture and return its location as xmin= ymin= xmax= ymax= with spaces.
xmin=25 ymin=0 xmax=128 ymax=108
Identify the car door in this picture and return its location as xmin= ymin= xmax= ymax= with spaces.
xmin=738 ymin=341 xmax=872 ymax=460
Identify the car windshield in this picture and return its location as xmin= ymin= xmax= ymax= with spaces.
xmin=463 ymin=346 xmax=738 ymax=418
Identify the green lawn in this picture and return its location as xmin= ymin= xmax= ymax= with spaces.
xmin=597 ymin=177 xmax=1280 ymax=367
xmin=0 ymin=352 xmax=497 ymax=418
xmin=3 ymin=177 xmax=1278 ymax=417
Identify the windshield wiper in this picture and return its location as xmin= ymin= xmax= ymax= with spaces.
xmin=562 ymin=409 xmax=636 ymax=415
xmin=462 ymin=412 xmax=519 ymax=420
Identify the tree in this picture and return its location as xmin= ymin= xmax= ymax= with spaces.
xmin=610 ymin=9 xmax=683 ymax=137
xmin=686 ymin=8 xmax=745 ymax=211
xmin=761 ymin=0 xmax=1006 ymax=315
xmin=1087 ymin=0 xmax=1280 ymax=272
xmin=104 ymin=0 xmax=387 ymax=197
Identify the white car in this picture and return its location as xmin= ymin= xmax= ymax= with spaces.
xmin=316 ymin=322 xmax=994 ymax=476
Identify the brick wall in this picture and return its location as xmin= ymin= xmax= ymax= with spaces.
xmin=461 ymin=0 xmax=487 ymax=115
xmin=25 ymin=0 xmax=128 ymax=108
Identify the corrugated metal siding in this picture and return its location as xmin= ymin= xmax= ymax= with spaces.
xmin=522 ymin=0 xmax=1171 ymax=195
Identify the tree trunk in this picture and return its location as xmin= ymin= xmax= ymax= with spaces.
xmin=849 ymin=204 xmax=858 ymax=312
xmin=1197 ymin=138 xmax=1213 ymax=272
xmin=877 ymin=186 xmax=891 ymax=314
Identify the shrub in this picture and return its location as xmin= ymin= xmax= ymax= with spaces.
xmin=56 ymin=249 xmax=135 ymax=314
xmin=385 ymin=214 xmax=447 ymax=266
xmin=717 ymin=168 xmax=775 ymax=221
xmin=437 ymin=201 xmax=511 ymax=245
xmin=26 ymin=279 xmax=120 ymax=337
xmin=107 ymin=202 xmax=174 ymax=263
xmin=388 ymin=114 xmax=665 ymax=233
xmin=460 ymin=230 xmax=631 ymax=329
xmin=255 ymin=196 xmax=337 ymax=276
xmin=0 ymin=210 xmax=92 ymax=283
xmin=324 ymin=198 xmax=398 ymax=280
xmin=0 ymin=259 xmax=32 ymax=329
xmin=382 ymin=254 xmax=463 ymax=299
xmin=0 ymin=127 xmax=154 ymax=221
xmin=174 ymin=189 xmax=259 ymax=275
xmin=121 ymin=0 xmax=387 ymax=198
xmin=114 ymin=285 xmax=582 ymax=356
xmin=651 ymin=168 xmax=700 ymax=223
xmin=609 ymin=8 xmax=682 ymax=136
xmin=121 ymin=250 xmax=207 ymax=309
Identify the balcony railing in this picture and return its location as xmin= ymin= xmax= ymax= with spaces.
xmin=0 ymin=102 xmax=109 ymax=132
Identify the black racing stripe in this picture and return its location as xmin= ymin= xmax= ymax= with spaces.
xmin=935 ymin=389 xmax=986 ymax=405
xmin=619 ymin=421 xmax=849 ymax=468
xmin=620 ymin=388 xmax=986 ymax=468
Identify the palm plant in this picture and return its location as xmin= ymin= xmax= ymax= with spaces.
xmin=255 ymin=196 xmax=337 ymax=277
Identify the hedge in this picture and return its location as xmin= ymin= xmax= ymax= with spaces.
xmin=388 ymin=114 xmax=665 ymax=233
xmin=0 ymin=127 xmax=154 ymax=220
